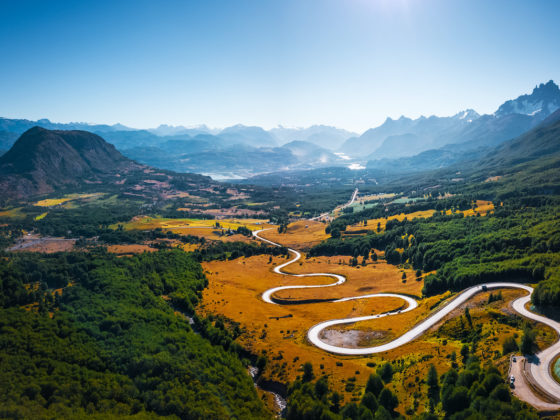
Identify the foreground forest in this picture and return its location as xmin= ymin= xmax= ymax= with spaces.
xmin=0 ymin=250 xmax=270 ymax=419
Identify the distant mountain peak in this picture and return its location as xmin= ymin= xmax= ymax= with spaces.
xmin=453 ymin=109 xmax=480 ymax=121
xmin=533 ymin=79 xmax=559 ymax=94
xmin=495 ymin=80 xmax=560 ymax=119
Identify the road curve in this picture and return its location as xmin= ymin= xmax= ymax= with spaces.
xmin=310 ymin=188 xmax=358 ymax=221
xmin=253 ymin=227 xmax=560 ymax=401
xmin=512 ymin=295 xmax=560 ymax=400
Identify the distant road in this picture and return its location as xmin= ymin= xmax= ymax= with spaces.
xmin=310 ymin=188 xmax=358 ymax=221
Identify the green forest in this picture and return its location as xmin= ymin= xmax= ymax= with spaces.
xmin=0 ymin=249 xmax=270 ymax=419
xmin=283 ymin=358 xmax=537 ymax=420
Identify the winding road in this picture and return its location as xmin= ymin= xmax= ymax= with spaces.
xmin=252 ymin=204 xmax=560 ymax=404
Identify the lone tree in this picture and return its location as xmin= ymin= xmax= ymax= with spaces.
xmin=521 ymin=326 xmax=536 ymax=354
xmin=464 ymin=307 xmax=472 ymax=327
xmin=365 ymin=374 xmax=384 ymax=397
xmin=427 ymin=364 xmax=440 ymax=407
xmin=377 ymin=362 xmax=393 ymax=383
xmin=302 ymin=362 xmax=314 ymax=382
xmin=502 ymin=336 xmax=519 ymax=355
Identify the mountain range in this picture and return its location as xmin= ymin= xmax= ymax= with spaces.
xmin=343 ymin=80 xmax=560 ymax=161
xmin=2 ymin=100 xmax=559 ymax=200
xmin=242 ymin=107 xmax=560 ymax=189
xmin=0 ymin=119 xmax=358 ymax=178
xmin=1 ymin=80 xmax=558 ymax=179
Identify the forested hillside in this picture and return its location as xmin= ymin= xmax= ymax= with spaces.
xmin=0 ymin=249 xmax=270 ymax=419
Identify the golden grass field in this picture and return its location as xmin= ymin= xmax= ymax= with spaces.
xmin=199 ymin=253 xmax=467 ymax=412
xmin=169 ymin=227 xmax=258 ymax=244
xmin=258 ymin=220 xmax=330 ymax=250
xmin=115 ymin=216 xmax=275 ymax=244
xmin=345 ymin=209 xmax=436 ymax=233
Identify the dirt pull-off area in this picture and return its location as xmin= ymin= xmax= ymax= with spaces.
xmin=320 ymin=328 xmax=389 ymax=348
xmin=9 ymin=234 xmax=76 ymax=253
xmin=510 ymin=356 xmax=560 ymax=413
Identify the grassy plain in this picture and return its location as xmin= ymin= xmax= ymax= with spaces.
xmin=199 ymin=254 xmax=463 ymax=412
xmin=200 ymin=253 xmax=550 ymax=413
xmin=258 ymin=220 xmax=330 ymax=250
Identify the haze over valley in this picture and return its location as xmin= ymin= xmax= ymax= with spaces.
xmin=2 ymin=80 xmax=558 ymax=180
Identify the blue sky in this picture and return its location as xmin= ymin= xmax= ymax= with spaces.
xmin=1 ymin=0 xmax=559 ymax=132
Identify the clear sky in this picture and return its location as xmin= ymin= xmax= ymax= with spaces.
xmin=1 ymin=0 xmax=559 ymax=133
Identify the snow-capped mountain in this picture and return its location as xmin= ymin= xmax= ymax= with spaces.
xmin=495 ymin=80 xmax=560 ymax=120
xmin=343 ymin=81 xmax=560 ymax=160
xmin=454 ymin=109 xmax=480 ymax=122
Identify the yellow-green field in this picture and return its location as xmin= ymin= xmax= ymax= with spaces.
xmin=0 ymin=207 xmax=25 ymax=219
xmin=34 ymin=212 xmax=48 ymax=220
xmin=117 ymin=215 xmax=273 ymax=231
xmin=33 ymin=193 xmax=106 ymax=207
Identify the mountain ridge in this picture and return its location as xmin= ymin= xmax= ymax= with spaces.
xmin=0 ymin=127 xmax=142 ymax=198
xmin=343 ymin=81 xmax=560 ymax=160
